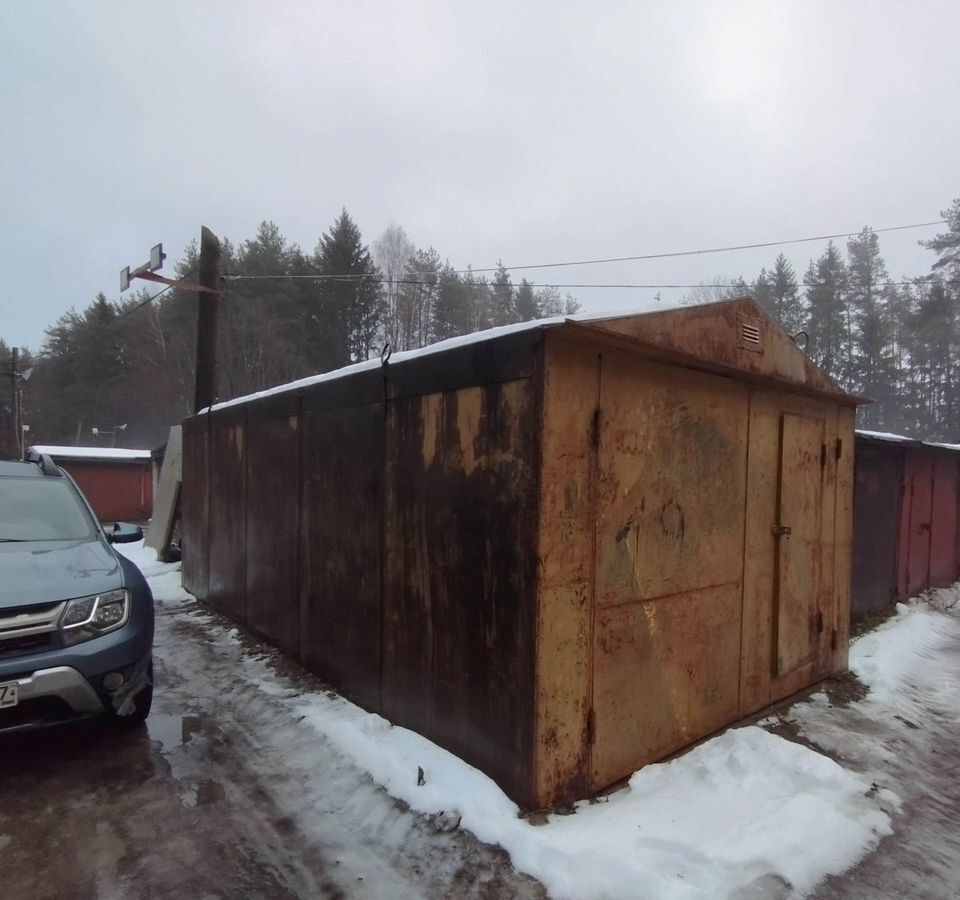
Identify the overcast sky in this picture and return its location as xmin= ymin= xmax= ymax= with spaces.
xmin=2 ymin=0 xmax=957 ymax=350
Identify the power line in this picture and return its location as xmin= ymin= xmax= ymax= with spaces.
xmin=462 ymin=220 xmax=948 ymax=274
xmin=222 ymin=274 xmax=957 ymax=290
xmin=225 ymin=218 xmax=946 ymax=282
xmin=115 ymin=268 xmax=198 ymax=320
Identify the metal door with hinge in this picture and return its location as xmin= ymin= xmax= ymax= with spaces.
xmin=773 ymin=413 xmax=826 ymax=677
xmin=588 ymin=352 xmax=748 ymax=791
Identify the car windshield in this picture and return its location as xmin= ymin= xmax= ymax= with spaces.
xmin=0 ymin=476 xmax=97 ymax=541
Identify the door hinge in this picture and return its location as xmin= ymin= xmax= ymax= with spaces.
xmin=590 ymin=408 xmax=602 ymax=450
xmin=586 ymin=708 xmax=597 ymax=745
xmin=831 ymin=628 xmax=838 ymax=651
xmin=816 ymin=610 xmax=824 ymax=634
xmin=821 ymin=443 xmax=827 ymax=468
xmin=835 ymin=437 xmax=843 ymax=460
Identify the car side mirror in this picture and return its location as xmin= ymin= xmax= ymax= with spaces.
xmin=108 ymin=522 xmax=143 ymax=544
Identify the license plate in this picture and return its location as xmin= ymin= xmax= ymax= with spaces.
xmin=0 ymin=682 xmax=18 ymax=709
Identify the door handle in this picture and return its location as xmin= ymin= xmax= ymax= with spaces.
xmin=772 ymin=525 xmax=792 ymax=537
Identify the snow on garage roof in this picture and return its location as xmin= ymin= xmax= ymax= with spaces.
xmin=199 ymin=298 xmax=707 ymax=414
xmin=31 ymin=445 xmax=152 ymax=460
xmin=856 ymin=430 xmax=960 ymax=452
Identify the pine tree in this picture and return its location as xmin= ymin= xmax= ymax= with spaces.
xmin=315 ymin=210 xmax=384 ymax=366
xmin=431 ymin=264 xmax=474 ymax=341
xmin=804 ymin=242 xmax=848 ymax=386
xmin=920 ymin=197 xmax=960 ymax=277
xmin=515 ymin=279 xmax=538 ymax=321
xmin=399 ymin=247 xmax=440 ymax=350
xmin=770 ymin=254 xmax=804 ymax=335
xmin=846 ymin=228 xmax=896 ymax=427
xmin=752 ymin=269 xmax=775 ymax=318
xmin=491 ymin=262 xmax=515 ymax=326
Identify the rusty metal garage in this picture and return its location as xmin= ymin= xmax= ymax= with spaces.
xmin=852 ymin=431 xmax=960 ymax=624
xmin=181 ymin=298 xmax=860 ymax=810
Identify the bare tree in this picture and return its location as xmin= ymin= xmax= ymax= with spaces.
xmin=373 ymin=224 xmax=415 ymax=349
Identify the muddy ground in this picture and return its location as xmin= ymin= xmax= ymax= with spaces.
xmin=0 ymin=595 xmax=545 ymax=900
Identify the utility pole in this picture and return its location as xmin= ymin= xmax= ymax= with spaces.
xmin=120 ymin=230 xmax=221 ymax=414
xmin=194 ymin=226 xmax=221 ymax=413
xmin=11 ymin=348 xmax=20 ymax=459
xmin=1 ymin=348 xmax=16 ymax=460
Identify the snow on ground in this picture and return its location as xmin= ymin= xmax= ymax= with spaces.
xmin=119 ymin=541 xmax=959 ymax=900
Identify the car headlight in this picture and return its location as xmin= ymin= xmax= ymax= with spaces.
xmin=59 ymin=589 xmax=130 ymax=646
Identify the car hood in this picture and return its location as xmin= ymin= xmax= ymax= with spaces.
xmin=0 ymin=539 xmax=123 ymax=610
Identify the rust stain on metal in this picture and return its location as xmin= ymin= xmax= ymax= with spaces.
xmin=179 ymin=301 xmax=861 ymax=812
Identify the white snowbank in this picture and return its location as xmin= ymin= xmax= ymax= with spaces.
xmin=31 ymin=445 xmax=151 ymax=460
xmin=121 ymin=540 xmax=895 ymax=900
xmin=849 ymin=590 xmax=960 ymax=701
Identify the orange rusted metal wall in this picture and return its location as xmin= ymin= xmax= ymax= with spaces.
xmin=534 ymin=331 xmax=855 ymax=808
xmin=58 ymin=459 xmax=153 ymax=523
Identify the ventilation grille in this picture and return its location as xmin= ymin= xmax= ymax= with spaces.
xmin=738 ymin=314 xmax=764 ymax=353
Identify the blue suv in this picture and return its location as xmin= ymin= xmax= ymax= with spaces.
xmin=0 ymin=451 xmax=154 ymax=733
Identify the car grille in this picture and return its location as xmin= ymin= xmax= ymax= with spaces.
xmin=0 ymin=602 xmax=64 ymax=660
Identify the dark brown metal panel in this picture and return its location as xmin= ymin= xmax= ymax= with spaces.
xmin=245 ymin=390 xmax=301 ymax=424
xmin=207 ymin=417 xmax=247 ymax=622
xmin=902 ymin=449 xmax=934 ymax=597
xmin=383 ymin=378 xmax=540 ymax=808
xmin=245 ymin=413 xmax=301 ymax=659
xmin=298 ymin=402 xmax=385 ymax=711
xmin=181 ymin=415 xmax=209 ymax=599
xmin=381 ymin=392 xmax=435 ymax=738
xmin=299 ymin=368 xmax=385 ymax=415
xmin=851 ymin=441 xmax=903 ymax=622
xmin=384 ymin=329 xmax=541 ymax=401
xmin=929 ymin=450 xmax=959 ymax=588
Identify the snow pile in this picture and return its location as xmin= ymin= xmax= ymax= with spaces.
xmin=290 ymin=701 xmax=889 ymax=899
xmin=850 ymin=589 xmax=960 ymax=701
xmin=123 ymin=541 xmax=900 ymax=900
xmin=789 ymin=587 xmax=960 ymax=774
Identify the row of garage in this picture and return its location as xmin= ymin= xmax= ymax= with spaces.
xmin=853 ymin=431 xmax=959 ymax=622
xmin=52 ymin=297 xmax=958 ymax=812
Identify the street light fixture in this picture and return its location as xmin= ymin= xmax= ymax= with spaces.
xmin=91 ymin=424 xmax=128 ymax=448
